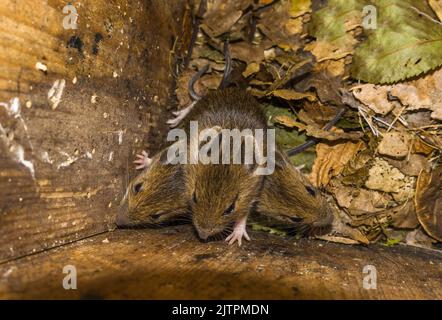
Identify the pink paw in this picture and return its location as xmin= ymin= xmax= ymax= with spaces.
xmin=133 ymin=150 xmax=153 ymax=170
xmin=166 ymin=101 xmax=196 ymax=128
xmin=225 ymin=218 xmax=250 ymax=246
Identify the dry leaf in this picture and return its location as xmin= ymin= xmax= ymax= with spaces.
xmin=314 ymin=59 xmax=346 ymax=78
xmin=333 ymin=183 xmax=390 ymax=213
xmin=389 ymin=202 xmax=419 ymax=229
xmin=429 ymin=0 xmax=442 ymax=21
xmin=230 ymin=42 xmax=265 ymax=64
xmin=377 ymin=131 xmax=411 ymax=159
xmin=242 ymin=62 xmax=260 ymax=78
xmin=415 ymin=166 xmax=442 ymax=241
xmin=325 ymin=212 xmax=370 ymax=244
xmin=351 ymin=84 xmax=394 ymax=115
xmin=406 ymin=228 xmax=437 ymax=248
xmin=304 ymin=40 xmax=353 ymax=62
xmin=284 ymin=18 xmax=304 ymax=35
xmin=202 ymin=0 xmax=250 ymax=36
xmin=200 ymin=74 xmax=222 ymax=90
xmin=365 ymin=158 xmax=415 ymax=202
xmin=273 ymin=115 xmax=300 ymax=128
xmin=315 ymin=235 xmax=360 ymax=245
xmin=270 ymin=89 xmax=316 ymax=101
xmin=310 ymin=141 xmax=363 ymax=188
xmin=412 ymin=138 xmax=435 ymax=155
xmin=303 ymin=126 xmax=363 ymax=141
xmin=257 ymin=0 xmax=302 ymax=51
xmin=295 ymin=72 xmax=343 ymax=105
xmin=390 ymin=68 xmax=442 ymax=121
xmin=385 ymin=153 xmax=430 ymax=177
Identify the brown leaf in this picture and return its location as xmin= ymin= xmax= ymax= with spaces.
xmin=385 ymin=153 xmax=430 ymax=177
xmin=304 ymin=126 xmax=363 ymax=141
xmin=429 ymin=0 xmax=442 ymax=21
xmin=390 ymin=68 xmax=442 ymax=121
xmin=405 ymin=228 xmax=437 ymax=248
xmin=412 ymin=138 xmax=435 ymax=155
xmin=199 ymin=74 xmax=222 ymax=90
xmin=415 ymin=166 xmax=442 ymax=241
xmin=305 ymin=40 xmax=355 ymax=62
xmin=377 ymin=131 xmax=411 ymax=159
xmin=273 ymin=115 xmax=301 ymax=128
xmin=332 ymin=183 xmax=391 ymax=213
xmin=202 ymin=0 xmax=251 ymax=37
xmin=323 ymin=212 xmax=370 ymax=244
xmin=351 ymin=84 xmax=394 ymax=115
xmin=365 ymin=158 xmax=415 ymax=202
xmin=270 ymin=89 xmax=316 ymax=101
xmin=389 ymin=202 xmax=419 ymax=229
xmin=295 ymin=71 xmax=343 ymax=105
xmin=230 ymin=42 xmax=265 ymax=64
xmin=257 ymin=0 xmax=302 ymax=51
xmin=242 ymin=62 xmax=260 ymax=78
xmin=310 ymin=141 xmax=363 ymax=188
xmin=289 ymin=0 xmax=312 ymax=18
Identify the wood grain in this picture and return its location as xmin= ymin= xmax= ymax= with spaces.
xmin=0 ymin=0 xmax=188 ymax=262
xmin=1 ymin=227 xmax=440 ymax=299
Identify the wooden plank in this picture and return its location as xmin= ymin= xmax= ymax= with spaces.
xmin=0 ymin=0 xmax=188 ymax=262
xmin=1 ymin=227 xmax=441 ymax=299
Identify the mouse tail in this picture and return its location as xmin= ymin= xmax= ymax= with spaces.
xmin=219 ymin=40 xmax=232 ymax=89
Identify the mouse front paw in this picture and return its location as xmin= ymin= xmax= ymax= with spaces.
xmin=225 ymin=217 xmax=250 ymax=246
xmin=134 ymin=150 xmax=153 ymax=170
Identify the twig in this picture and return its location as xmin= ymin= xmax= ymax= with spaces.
xmin=388 ymin=105 xmax=407 ymax=132
xmin=410 ymin=5 xmax=442 ymax=25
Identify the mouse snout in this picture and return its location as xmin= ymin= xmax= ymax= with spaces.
xmin=116 ymin=211 xmax=131 ymax=228
xmin=197 ymin=228 xmax=212 ymax=240
xmin=312 ymin=207 xmax=334 ymax=228
xmin=116 ymin=202 xmax=132 ymax=228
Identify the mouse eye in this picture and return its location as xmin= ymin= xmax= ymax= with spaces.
xmin=305 ymin=185 xmax=316 ymax=197
xmin=192 ymin=191 xmax=197 ymax=203
xmin=223 ymin=198 xmax=237 ymax=216
xmin=133 ymin=182 xmax=143 ymax=194
xmin=289 ymin=216 xmax=304 ymax=223
xmin=151 ymin=211 xmax=165 ymax=220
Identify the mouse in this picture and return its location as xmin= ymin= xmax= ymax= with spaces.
xmin=181 ymin=87 xmax=271 ymax=246
xmin=254 ymin=148 xmax=334 ymax=235
xmin=116 ymin=147 xmax=189 ymax=228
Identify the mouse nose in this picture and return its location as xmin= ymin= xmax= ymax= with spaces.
xmin=115 ymin=208 xmax=132 ymax=228
xmin=312 ymin=208 xmax=334 ymax=228
xmin=197 ymin=229 xmax=211 ymax=240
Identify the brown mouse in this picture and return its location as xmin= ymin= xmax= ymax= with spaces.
xmin=255 ymin=148 xmax=334 ymax=235
xmin=116 ymin=148 xmax=188 ymax=227
xmin=181 ymin=87 xmax=271 ymax=245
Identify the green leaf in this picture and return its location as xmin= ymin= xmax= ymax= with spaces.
xmin=250 ymin=223 xmax=287 ymax=236
xmin=351 ymin=0 xmax=442 ymax=83
xmin=382 ymin=237 xmax=401 ymax=247
xmin=309 ymin=0 xmax=364 ymax=51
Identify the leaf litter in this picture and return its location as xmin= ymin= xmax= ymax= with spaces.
xmin=174 ymin=0 xmax=442 ymax=249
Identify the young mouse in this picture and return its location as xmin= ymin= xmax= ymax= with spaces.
xmin=182 ymin=87 xmax=270 ymax=246
xmin=255 ymin=148 xmax=334 ymax=234
xmin=116 ymin=148 xmax=189 ymax=227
